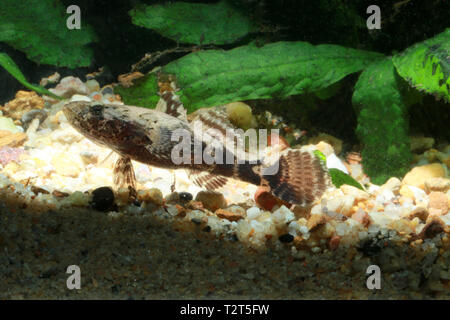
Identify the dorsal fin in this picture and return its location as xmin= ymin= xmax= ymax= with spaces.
xmin=155 ymin=91 xmax=188 ymax=122
xmin=189 ymin=106 xmax=252 ymax=159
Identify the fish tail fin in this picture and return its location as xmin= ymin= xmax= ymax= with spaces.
xmin=262 ymin=149 xmax=331 ymax=207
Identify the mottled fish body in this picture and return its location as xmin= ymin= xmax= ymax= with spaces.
xmin=63 ymin=94 xmax=330 ymax=206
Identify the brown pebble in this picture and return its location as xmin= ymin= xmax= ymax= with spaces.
xmin=406 ymin=207 xmax=429 ymax=222
xmin=424 ymin=177 xmax=450 ymax=193
xmin=419 ymin=218 xmax=445 ymax=240
xmin=52 ymin=190 xmax=69 ymax=197
xmin=329 ymin=235 xmax=341 ymax=250
xmin=195 ymin=191 xmax=226 ymax=212
xmin=254 ymin=186 xmax=289 ymax=211
xmin=215 ymin=208 xmax=243 ymax=222
xmin=307 ymin=213 xmax=328 ymax=231
xmin=428 ymin=192 xmax=448 ymax=214
xmin=31 ymin=186 xmax=50 ymax=195
xmin=346 ymin=152 xmax=362 ymax=165
xmin=291 ymin=204 xmax=311 ymax=219
xmin=175 ymin=204 xmax=186 ymax=217
xmin=188 ymin=201 xmax=204 ymax=211
xmin=351 ymin=209 xmax=372 ymax=227
xmin=0 ymin=132 xmax=27 ymax=147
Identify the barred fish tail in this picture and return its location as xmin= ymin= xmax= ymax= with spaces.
xmin=260 ymin=149 xmax=331 ymax=207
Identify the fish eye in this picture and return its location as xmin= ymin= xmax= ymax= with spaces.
xmin=90 ymin=103 xmax=104 ymax=116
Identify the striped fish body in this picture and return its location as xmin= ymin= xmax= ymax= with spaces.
xmin=63 ymin=96 xmax=330 ymax=207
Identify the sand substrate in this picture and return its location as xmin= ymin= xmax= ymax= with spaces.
xmin=1 ymin=200 xmax=449 ymax=300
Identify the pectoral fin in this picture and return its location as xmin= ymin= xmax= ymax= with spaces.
xmin=188 ymin=169 xmax=229 ymax=191
xmin=113 ymin=156 xmax=137 ymax=194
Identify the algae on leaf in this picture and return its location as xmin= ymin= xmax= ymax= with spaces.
xmin=0 ymin=53 xmax=62 ymax=100
xmin=0 ymin=0 xmax=96 ymax=68
xmin=393 ymin=28 xmax=449 ymax=103
xmin=160 ymin=41 xmax=383 ymax=112
xmin=130 ymin=1 xmax=256 ymax=45
xmin=352 ymin=58 xmax=412 ymax=185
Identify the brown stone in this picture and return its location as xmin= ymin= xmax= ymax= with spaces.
xmin=254 ymin=186 xmax=289 ymax=211
xmin=424 ymin=177 xmax=450 ymax=193
xmin=402 ymin=163 xmax=446 ymax=190
xmin=307 ymin=213 xmax=328 ymax=231
xmin=52 ymin=190 xmax=69 ymax=197
xmin=419 ymin=218 xmax=445 ymax=240
xmin=0 ymin=132 xmax=27 ymax=147
xmin=195 ymin=191 xmax=226 ymax=212
xmin=188 ymin=201 xmax=204 ymax=211
xmin=428 ymin=192 xmax=449 ymax=214
xmin=329 ymin=235 xmax=341 ymax=250
xmin=406 ymin=207 xmax=429 ymax=222
xmin=351 ymin=209 xmax=372 ymax=227
xmin=215 ymin=208 xmax=244 ymax=222
xmin=3 ymin=90 xmax=44 ymax=120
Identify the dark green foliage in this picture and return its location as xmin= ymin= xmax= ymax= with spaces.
xmin=114 ymin=73 xmax=159 ymax=109
xmin=0 ymin=53 xmax=62 ymax=100
xmin=129 ymin=1 xmax=256 ymax=45
xmin=328 ymin=168 xmax=364 ymax=190
xmin=117 ymin=41 xmax=382 ymax=112
xmin=393 ymin=29 xmax=449 ymax=103
xmin=352 ymin=58 xmax=412 ymax=185
xmin=0 ymin=0 xmax=96 ymax=67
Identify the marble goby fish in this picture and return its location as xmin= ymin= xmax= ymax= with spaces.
xmin=63 ymin=94 xmax=331 ymax=207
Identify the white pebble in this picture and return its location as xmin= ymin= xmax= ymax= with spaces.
xmin=246 ymin=206 xmax=261 ymax=220
xmin=326 ymin=154 xmax=348 ymax=173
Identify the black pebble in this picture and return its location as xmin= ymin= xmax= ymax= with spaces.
xmin=357 ymin=237 xmax=382 ymax=257
xmin=101 ymin=85 xmax=114 ymax=95
xmin=91 ymin=187 xmax=115 ymax=212
xmin=191 ymin=218 xmax=202 ymax=225
xmin=179 ymin=192 xmax=193 ymax=203
xmin=202 ymin=225 xmax=211 ymax=232
xmin=278 ymin=234 xmax=294 ymax=243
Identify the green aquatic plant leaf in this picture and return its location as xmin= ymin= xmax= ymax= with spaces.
xmin=352 ymin=58 xmax=412 ymax=185
xmin=328 ymin=168 xmax=364 ymax=191
xmin=313 ymin=150 xmax=327 ymax=166
xmin=129 ymin=1 xmax=256 ymax=45
xmin=314 ymin=80 xmax=343 ymax=100
xmin=114 ymin=73 xmax=160 ymax=109
xmin=0 ymin=0 xmax=96 ymax=68
xmin=0 ymin=53 xmax=62 ymax=100
xmin=161 ymin=41 xmax=383 ymax=112
xmin=392 ymin=28 xmax=449 ymax=102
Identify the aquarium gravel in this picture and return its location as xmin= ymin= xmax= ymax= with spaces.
xmin=0 ymin=83 xmax=449 ymax=299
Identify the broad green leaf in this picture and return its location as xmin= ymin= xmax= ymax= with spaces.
xmin=0 ymin=52 xmax=62 ymax=100
xmin=129 ymin=1 xmax=256 ymax=45
xmin=352 ymin=58 xmax=412 ymax=185
xmin=0 ymin=0 xmax=97 ymax=68
xmin=328 ymin=168 xmax=364 ymax=190
xmin=161 ymin=41 xmax=383 ymax=112
xmin=393 ymin=28 xmax=449 ymax=102
xmin=114 ymin=73 xmax=159 ymax=109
